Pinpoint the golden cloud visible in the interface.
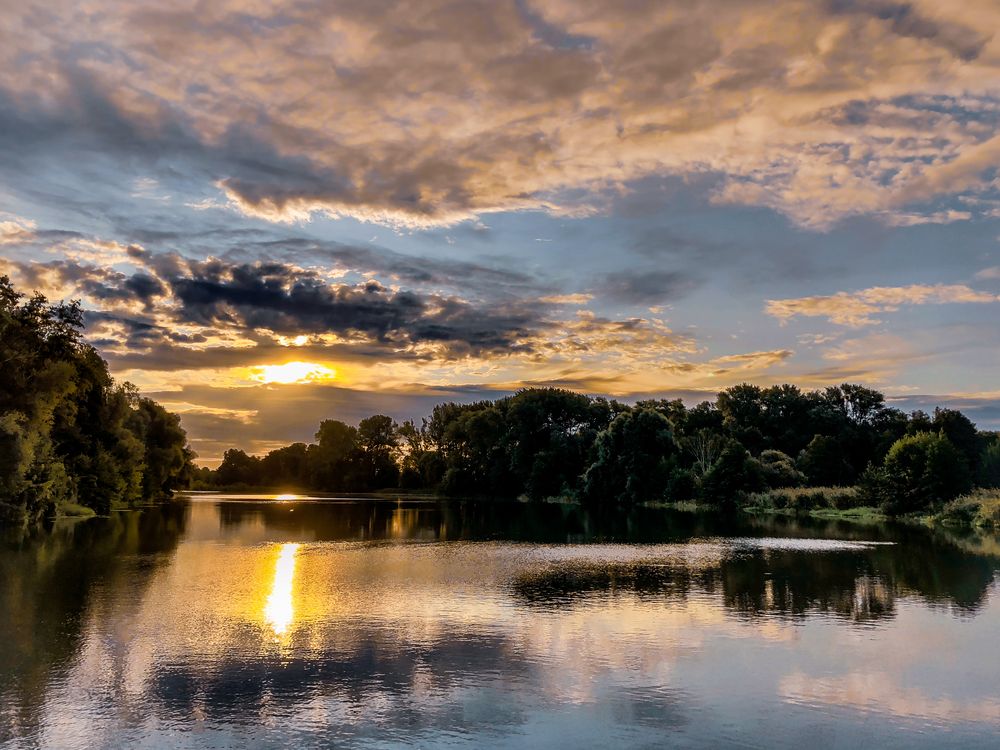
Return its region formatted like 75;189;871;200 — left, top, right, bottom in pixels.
1;0;999;227
766;284;1000;327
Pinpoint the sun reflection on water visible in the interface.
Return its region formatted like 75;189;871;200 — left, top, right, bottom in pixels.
263;543;300;637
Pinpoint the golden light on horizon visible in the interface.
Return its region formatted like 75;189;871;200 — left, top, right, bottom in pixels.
249;361;337;385
263;542;300;637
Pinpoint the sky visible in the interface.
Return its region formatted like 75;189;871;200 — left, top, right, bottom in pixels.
1;0;999;464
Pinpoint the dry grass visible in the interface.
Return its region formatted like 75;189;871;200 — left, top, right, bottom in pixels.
937;489;1000;528
745;486;861;512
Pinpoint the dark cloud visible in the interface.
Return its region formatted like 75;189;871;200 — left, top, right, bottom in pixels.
828;1;987;61
253;238;543;301
596;270;700;305
4;253;552;359
166;257;543;355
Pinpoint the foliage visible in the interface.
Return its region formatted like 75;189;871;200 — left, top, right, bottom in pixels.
757;449;805;489
936;489;1000;528
978;438;1000;488
0;276;192;524
797;435;854;487
580;408;680;506
746;486;863;513
699;442;763;504
860;432;972;515
198;378;994;518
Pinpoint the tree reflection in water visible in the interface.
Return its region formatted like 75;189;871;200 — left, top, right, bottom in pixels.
1;496;998;748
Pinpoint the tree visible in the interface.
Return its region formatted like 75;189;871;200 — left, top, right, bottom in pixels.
580;408;679;506
260;443;309;487
932;408;983;472
311;420;359;490
440;406;509;496
758;449;805;489
357;414;400;489
979;439;1000;488
862;432;971;515
0;276;191;522
506;388;613;500
797;435;854;487
716;384;766;454
685;401;724;434
683;428;726;478
215;449;261;487
700;442;763;504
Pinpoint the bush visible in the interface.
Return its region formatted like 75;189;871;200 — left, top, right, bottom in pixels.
861;432;971;515
745;486;861;513
666;467;697;501
937;489;1000;528
758;449;805;488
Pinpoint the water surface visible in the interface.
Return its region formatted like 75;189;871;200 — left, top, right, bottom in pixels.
2;494;999;748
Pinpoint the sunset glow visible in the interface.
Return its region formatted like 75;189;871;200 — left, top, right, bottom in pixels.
249;362;337;385
3;5;1000;748
0;0;996;465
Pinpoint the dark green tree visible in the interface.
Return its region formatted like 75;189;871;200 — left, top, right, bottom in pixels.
580;408;679;506
797;435;855;487
700;442;764;504
357;414;400;489
861;432;972;515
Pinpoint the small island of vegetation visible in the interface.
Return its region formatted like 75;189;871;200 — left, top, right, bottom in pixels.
0;277;193;525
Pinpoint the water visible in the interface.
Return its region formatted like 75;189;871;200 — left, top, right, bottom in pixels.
2;494;999;749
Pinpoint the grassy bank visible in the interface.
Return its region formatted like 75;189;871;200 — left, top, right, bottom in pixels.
935;489;1000;529
55;501;97;518
741;487;887;524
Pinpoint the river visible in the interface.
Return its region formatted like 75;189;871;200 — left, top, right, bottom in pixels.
2;493;999;748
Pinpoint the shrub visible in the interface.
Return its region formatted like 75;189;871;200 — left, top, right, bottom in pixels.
937;489;1000;528
758;449;806;488
861;432;971;515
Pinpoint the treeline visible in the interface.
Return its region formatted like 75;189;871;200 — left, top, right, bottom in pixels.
199;384;1000;515
0;277;193;524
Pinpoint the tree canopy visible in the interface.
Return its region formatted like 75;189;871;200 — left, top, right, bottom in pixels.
198;381;995;517
0;276;193;524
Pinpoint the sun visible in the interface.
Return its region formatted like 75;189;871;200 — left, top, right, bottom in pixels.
249;361;337;385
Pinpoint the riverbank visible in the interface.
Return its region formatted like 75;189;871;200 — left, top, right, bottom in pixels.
180;485;1000;532
935;489;1000;528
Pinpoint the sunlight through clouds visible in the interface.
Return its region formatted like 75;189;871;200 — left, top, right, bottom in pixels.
249;362;338;385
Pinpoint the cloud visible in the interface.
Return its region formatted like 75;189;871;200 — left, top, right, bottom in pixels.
1;249;703;392
975;266;1000;280
766;284;1000;326
710;349;794;371
880;209;972;227
0;216;36;245
539;293;593;305
0;1;998;228
780;671;1000;724
596;270;700;306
